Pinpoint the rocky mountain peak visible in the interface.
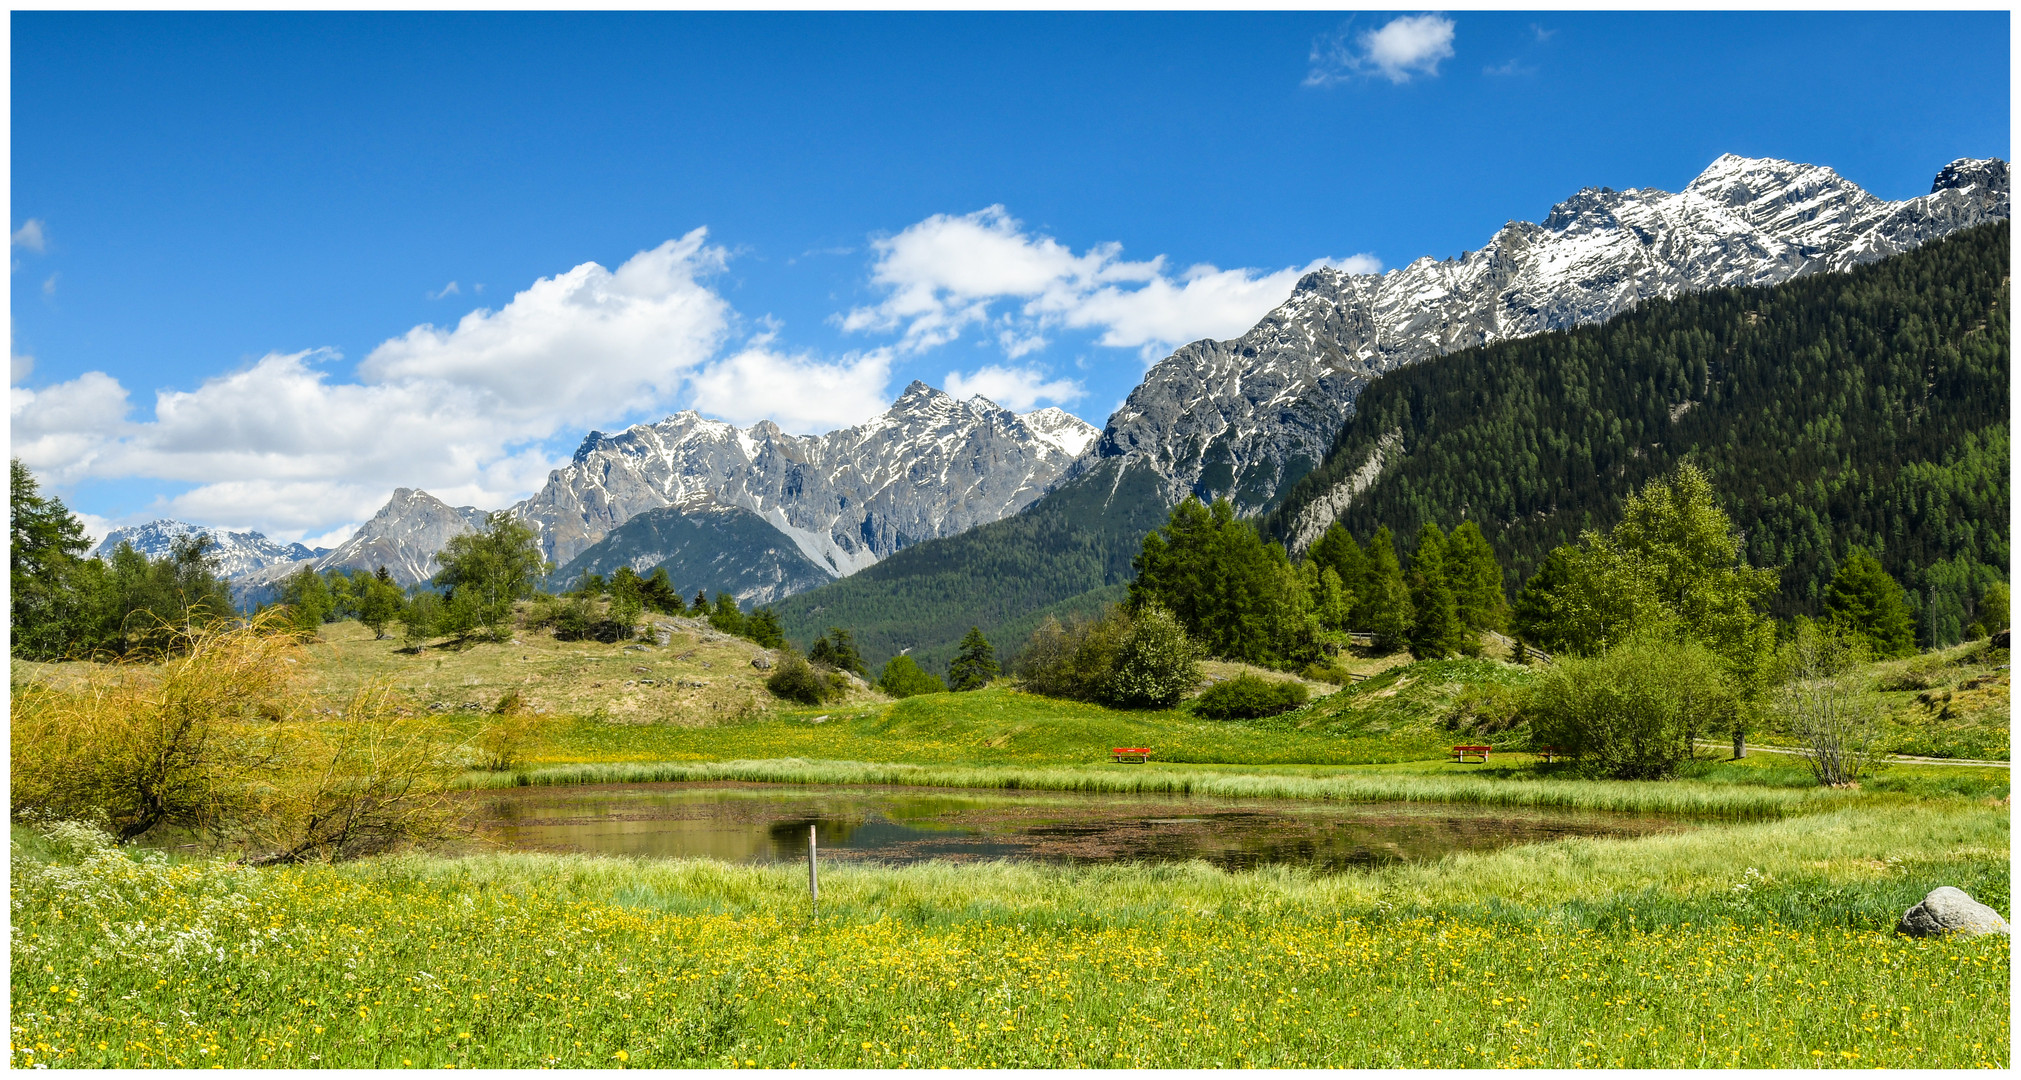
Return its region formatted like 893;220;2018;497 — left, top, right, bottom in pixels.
513;382;1098;577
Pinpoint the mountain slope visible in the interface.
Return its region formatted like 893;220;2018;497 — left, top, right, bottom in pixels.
772;458;1170;669
1262;221;2009;643
774;154;2009;668
1083;154;2010;514
550;504;835;605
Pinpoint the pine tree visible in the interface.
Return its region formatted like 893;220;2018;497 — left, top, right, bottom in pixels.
745;608;788;651
1307;523;1365;619
709;593;746;637
1822;550;1918;658
808;626;866;676
1357;526;1413;653
1443;521;1510;632
948;627;999;691
1406;523;1465;659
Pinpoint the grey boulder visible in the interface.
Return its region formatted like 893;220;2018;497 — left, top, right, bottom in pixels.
1896;887;2011;938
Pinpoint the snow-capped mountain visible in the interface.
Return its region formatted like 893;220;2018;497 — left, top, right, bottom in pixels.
90;520;326;579
516;382;1099;572
1082;154;2011;514
231;488;491;590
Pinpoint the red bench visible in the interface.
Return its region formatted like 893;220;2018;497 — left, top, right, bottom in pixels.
1450;745;1492;764
1111;747;1153;764
1535;745;1562;763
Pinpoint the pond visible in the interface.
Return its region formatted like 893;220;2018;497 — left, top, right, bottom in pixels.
470;782;1689;871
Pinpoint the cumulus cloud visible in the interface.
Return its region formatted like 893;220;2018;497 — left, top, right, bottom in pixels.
12;219;47;253
10;234;737;538
1307;14;1457;86
688;346;895;433
363;231;730;424
943;365;1083;411
844;205;1376;361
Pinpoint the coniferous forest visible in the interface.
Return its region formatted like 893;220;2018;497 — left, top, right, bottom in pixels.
1263;221;2009;647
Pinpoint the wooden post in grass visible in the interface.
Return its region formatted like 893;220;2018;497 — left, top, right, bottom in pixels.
1733;727;1747;759
808;824;819;922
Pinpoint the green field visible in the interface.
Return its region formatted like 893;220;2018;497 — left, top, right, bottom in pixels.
9;619;2011;1068
10;798;2009;1069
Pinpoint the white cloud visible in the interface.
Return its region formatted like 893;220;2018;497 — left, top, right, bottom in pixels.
688;346;894;433
1484;59;1535;77
10;234;735;536
11;352;32;385
363;230;730;424
12;219;47;253
943;365;1083;411
428;280;461;299
42;273;58;297
10;371;132;482
1307;14;1457;86
844;205;1375;360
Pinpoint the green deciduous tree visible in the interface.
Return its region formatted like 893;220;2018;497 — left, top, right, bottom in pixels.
357;567;405;640
279;564;336;633
432;513;548;642
1013;605;1196;708
1512;464;1776;680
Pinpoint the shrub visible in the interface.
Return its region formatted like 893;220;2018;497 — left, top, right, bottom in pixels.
1193;674;1310;720
877;655;947;698
1302;661;1352;685
11;615;463;861
1775;620;1885;787
1107;604;1200;708
1443;681;1523;737
476;692;547;772
1015;603;1199;709
767;652;835;706
1526;633;1734;780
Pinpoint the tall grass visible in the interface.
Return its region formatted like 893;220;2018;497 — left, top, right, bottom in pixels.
464;757;1854;819
11;802;2008;1068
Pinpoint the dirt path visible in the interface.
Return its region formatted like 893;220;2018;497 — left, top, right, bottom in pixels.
1694;740;2009;768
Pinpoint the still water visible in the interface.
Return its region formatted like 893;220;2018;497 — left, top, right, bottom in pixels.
472;782;1687;871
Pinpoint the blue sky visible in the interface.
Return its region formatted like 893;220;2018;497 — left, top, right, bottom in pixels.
10;11;2009;544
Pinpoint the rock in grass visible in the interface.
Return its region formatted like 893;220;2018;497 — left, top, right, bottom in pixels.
1897;887;2011;938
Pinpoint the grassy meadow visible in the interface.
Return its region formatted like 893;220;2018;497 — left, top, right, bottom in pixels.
9;616;2011;1068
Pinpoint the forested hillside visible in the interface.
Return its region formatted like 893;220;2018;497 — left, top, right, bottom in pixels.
1263;221;2010;646
773;460;1167;673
